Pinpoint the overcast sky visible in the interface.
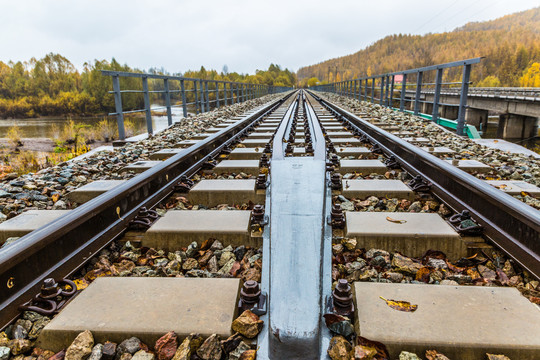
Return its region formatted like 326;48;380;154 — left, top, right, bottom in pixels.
0;0;538;74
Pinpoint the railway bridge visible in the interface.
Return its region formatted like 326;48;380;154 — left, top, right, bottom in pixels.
0;59;539;360
321;58;540;140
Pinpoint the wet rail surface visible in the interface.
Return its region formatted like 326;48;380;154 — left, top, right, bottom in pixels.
0;89;539;359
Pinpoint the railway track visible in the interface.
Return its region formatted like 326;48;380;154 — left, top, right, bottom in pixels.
0;90;539;360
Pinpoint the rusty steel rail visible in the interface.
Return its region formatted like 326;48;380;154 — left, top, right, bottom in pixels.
309;91;540;279
0;92;294;328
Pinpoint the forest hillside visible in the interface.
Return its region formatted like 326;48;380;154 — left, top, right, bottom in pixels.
297;7;540;88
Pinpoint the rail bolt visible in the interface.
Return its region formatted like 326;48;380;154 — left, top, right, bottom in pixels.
359;134;370;144
331;154;340;167
252;204;265;225
41;278;61;298
238;280;262;314
384;155;400;169
331;203;346;229
285;143;293;154
260;153;270;168
256;174;267;189
202;159;217;170
449;210;483;235
370;143;383;154
408;175;431;192
333;279;354;317
330;173;342;190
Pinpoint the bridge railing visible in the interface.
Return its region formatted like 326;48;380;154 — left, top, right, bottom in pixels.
102;70;290;140
312;58;482;136
419;87;540;101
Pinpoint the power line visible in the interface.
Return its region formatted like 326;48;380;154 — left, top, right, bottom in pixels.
450;0;503;30
432;0;484;33
414;0;461;33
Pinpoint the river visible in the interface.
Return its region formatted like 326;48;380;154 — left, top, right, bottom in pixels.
0;105;191;139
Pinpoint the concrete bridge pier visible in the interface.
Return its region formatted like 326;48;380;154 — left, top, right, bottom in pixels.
465;108;489;131
441;105;459;120
422;102;433;115
496;113;539;139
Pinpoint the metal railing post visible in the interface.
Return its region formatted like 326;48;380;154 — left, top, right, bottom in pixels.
371;78;375;103
385;75;391;107
112;75;126;140
215;81;220;108
400;74;407;111
205;81;210;111
414;72;423;115
142;76;153;135
456;64;471;136
224;82;228;106
164;78;172;126
389;75;395;108
432;68;443;124
194;80;199;114
180;79;188;118
199;80;205;113
380;76;385;105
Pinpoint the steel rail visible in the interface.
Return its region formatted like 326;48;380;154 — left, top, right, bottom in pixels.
0;92;293;328
309;91;540;279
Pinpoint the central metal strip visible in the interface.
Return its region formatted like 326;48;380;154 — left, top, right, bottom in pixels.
258;90;329;359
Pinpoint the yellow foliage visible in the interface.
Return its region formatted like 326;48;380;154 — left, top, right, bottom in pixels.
6;125;22;148
520;62;540;87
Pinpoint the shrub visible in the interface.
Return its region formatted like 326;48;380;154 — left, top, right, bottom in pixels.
6;125;23;148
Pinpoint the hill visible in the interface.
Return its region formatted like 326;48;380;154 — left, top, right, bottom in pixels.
297;7;540;87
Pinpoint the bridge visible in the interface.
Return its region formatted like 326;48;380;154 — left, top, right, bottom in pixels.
1;59;540;360
315;58;540;140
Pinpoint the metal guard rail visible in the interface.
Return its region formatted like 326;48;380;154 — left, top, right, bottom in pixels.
309;91;540;280
313;58;482;136
0;92;293;328
101;70;291;140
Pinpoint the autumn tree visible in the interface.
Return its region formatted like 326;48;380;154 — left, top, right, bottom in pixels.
520;62;540;87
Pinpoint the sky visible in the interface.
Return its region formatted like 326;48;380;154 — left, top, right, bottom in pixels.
0;0;538;74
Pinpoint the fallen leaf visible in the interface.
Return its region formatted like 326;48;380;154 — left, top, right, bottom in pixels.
379;296;418;312
356;336;390;360
425;350;450;360
73;278;89;290
497;184;508;189
415;266;434;283
486;355;511;360
421;249;447;264
521;191;531;197
323;314;355;337
386;216;406;224
52;193;60;203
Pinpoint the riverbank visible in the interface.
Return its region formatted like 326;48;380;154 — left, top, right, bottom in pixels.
0;137;112;153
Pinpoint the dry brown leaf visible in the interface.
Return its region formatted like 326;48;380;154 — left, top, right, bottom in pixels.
379;296;418;312
386;216;406;224
425;350;450;360
415;266;434;283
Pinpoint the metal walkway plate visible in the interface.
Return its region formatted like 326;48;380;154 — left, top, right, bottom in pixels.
266;157;326;358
